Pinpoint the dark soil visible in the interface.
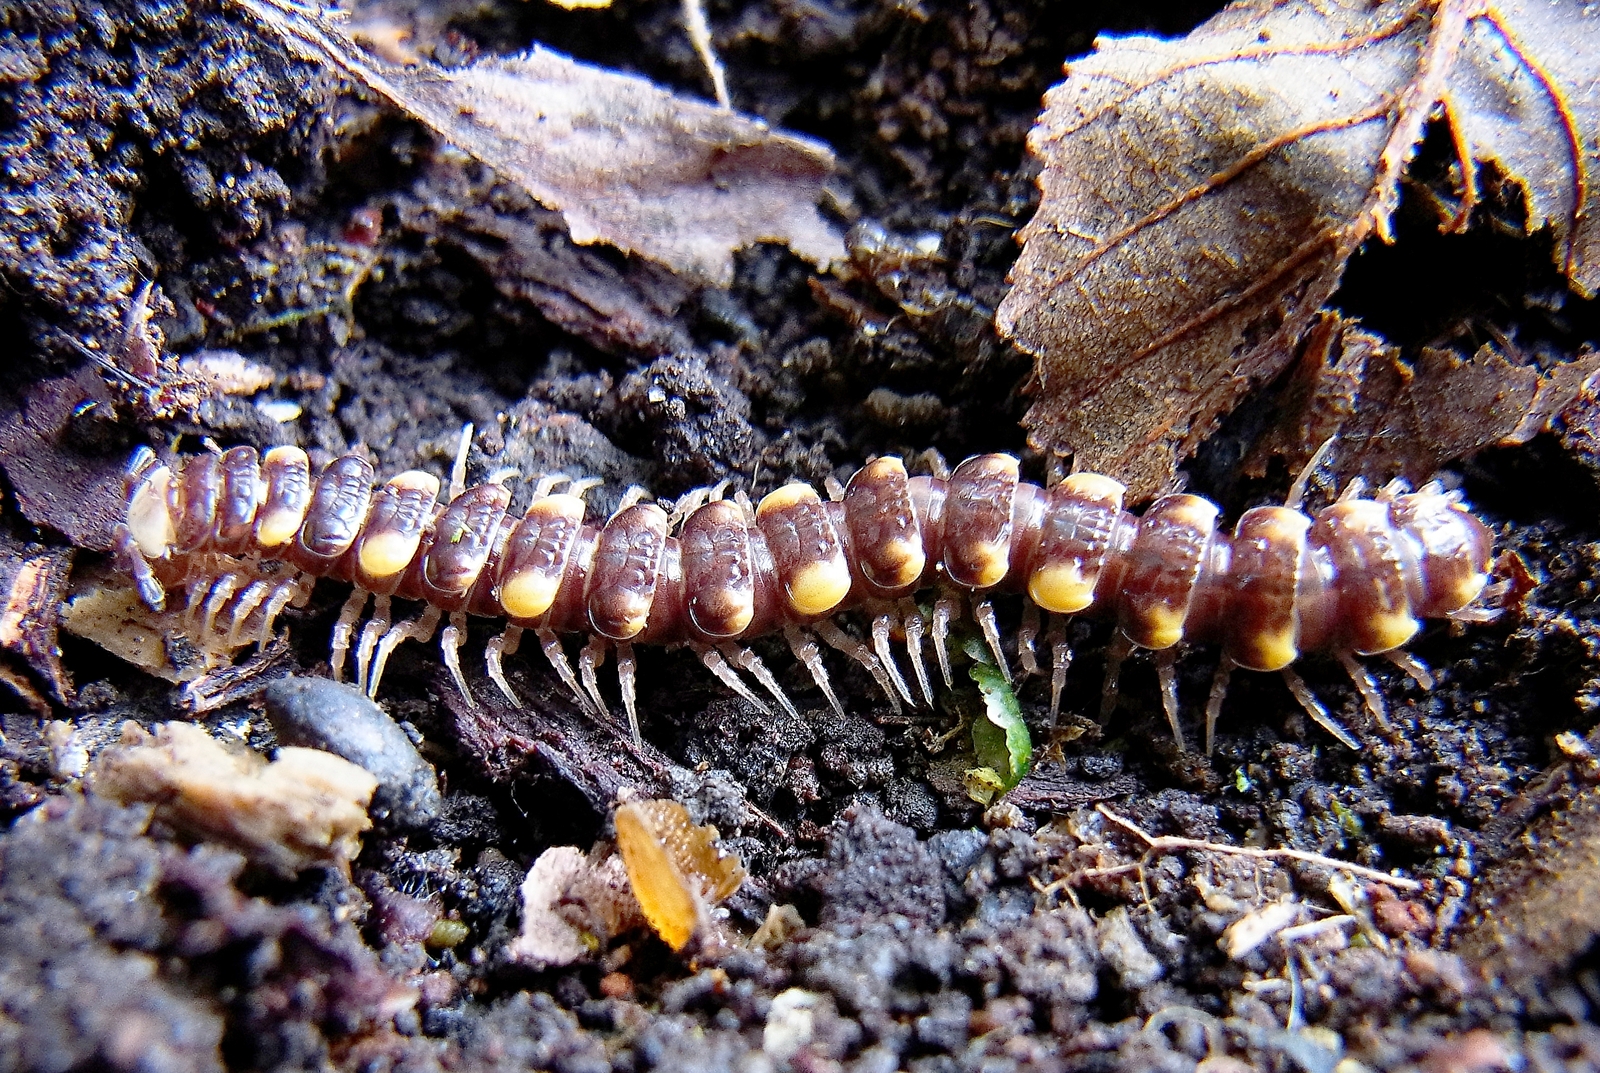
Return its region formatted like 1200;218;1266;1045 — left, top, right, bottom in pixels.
3;0;1600;1070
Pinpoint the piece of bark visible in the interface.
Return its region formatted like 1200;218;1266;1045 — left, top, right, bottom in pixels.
0;369;127;552
439;667;681;812
1004;762;1138;813
401;161;695;357
0;539;75;707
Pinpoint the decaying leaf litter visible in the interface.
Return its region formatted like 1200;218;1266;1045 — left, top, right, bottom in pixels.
998;0;1600;499
2;0;1600;1068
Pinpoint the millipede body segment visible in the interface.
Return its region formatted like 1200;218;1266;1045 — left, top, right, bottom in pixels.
115;436;1496;753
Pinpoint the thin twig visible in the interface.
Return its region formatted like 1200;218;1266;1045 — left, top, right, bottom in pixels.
1096;804;1422;892
682;0;730;108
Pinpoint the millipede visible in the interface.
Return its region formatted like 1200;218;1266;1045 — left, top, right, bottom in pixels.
113;429;1498;754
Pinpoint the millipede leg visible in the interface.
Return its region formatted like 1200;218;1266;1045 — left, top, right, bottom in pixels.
1376;477;1411;502
181;574;212;638
199;572;242;646
114;523;167;612
441;610;474;707
785;627;844;717
356;595;392;689
901;605;934;708
330;587;370;683
1447;605;1502;625
1018;602;1041;679
537;627;593;715
870;614;916;707
693;642;771;716
1098;633;1133;722
579;635;611;719
1337;652;1392;732
1382;649;1435;690
257;577;306;650
973;598;1012;686
226;579;272;648
617;641;642;744
814;619;902;715
1281;666;1359;749
1043;615;1071;724
724;642;800;721
1284;435;1335;512
486;625;524;707
932;596;958;689
1204;658;1233;756
1155;649;1188;752
367;606;440;699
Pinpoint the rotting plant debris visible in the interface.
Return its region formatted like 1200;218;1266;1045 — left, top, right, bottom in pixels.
2;0;1600;1068
999;0;1600;498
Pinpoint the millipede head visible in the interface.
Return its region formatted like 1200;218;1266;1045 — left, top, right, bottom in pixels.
124;450;177;561
1390;487;1497;618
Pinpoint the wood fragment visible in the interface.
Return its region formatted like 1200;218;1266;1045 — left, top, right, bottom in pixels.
0;540;75;706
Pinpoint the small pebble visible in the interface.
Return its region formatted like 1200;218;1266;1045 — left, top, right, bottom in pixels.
428;919;471;949
600;972;635;1000
264;676;442;830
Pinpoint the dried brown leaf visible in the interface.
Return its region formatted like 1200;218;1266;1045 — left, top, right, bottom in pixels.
1249;314;1600;488
1548;354;1600;474
1446;0;1600;292
1504;344;1600;445
998;0;1600;497
235;0;844;284
615;798;744;952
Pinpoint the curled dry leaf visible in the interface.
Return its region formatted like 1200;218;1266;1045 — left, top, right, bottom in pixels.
998;0;1600;498
1547;354;1600;475
614;798;745;952
234;0;844;284
1248;314;1600;489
